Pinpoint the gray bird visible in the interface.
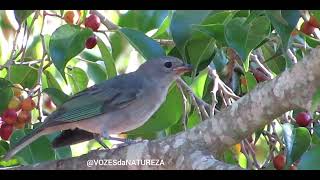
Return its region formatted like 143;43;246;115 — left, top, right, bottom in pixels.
4;56;192;160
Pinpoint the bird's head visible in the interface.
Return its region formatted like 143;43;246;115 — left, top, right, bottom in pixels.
137;56;193;83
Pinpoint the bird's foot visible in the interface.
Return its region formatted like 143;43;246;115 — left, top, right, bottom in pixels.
94;134;110;150
111;138;143;149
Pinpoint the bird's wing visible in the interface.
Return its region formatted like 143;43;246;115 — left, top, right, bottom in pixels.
42;75;143;128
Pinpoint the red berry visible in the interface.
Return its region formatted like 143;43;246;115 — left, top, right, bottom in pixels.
309;16;320;28
21;97;36;111
273;154;286;170
84;14;100;31
0;124;13;140
44;98;56;111
252;68;270;82
300;21;315;35
2;109;18;125
296;112;311;127
17;110;31;123
85;36;97;49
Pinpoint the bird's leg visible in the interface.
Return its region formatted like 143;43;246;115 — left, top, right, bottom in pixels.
93;134;109;149
101;131;141;149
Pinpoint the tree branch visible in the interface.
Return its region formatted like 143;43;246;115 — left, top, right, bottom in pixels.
9;47;320;170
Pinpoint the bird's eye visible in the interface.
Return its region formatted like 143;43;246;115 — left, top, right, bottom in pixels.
164;62;172;68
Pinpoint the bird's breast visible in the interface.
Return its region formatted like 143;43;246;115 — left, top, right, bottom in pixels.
106;86;168;134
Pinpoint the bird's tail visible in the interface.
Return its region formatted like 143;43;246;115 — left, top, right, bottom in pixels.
3;127;45;161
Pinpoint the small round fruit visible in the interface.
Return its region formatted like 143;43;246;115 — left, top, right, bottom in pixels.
44;98;56;111
8;96;21;111
84;14;100;31
309;16;320;28
296;112;311;127
17;110;31;123
252;69;270;82
2;109;17;125
85;36;97;49
289;164;298;170
14;121;25;129
300;21;315;35
231;143;241;155
21;97;36;111
12;84;23;97
273;154;286;170
0;124;13;140
64;11;75;24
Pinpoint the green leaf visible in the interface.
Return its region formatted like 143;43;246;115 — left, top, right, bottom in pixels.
305;35;320;48
244;72;257;92
282;124;311;166
170;10;212;58
8;65;38;89
261;44;286;75
44;70;62;91
97;38;117;79
0;140;9;156
190;69;208;98
66;67;88;94
265;10;300;50
311;87;320;113
187;110;201;129
10;128;55;165
118;27;165;60
314;123;320;139
238;152;247;169
202;11;236;25
210;48;228;74
152;10;173;38
298;144;320;170
86;62;107;84
127;84;183;134
80;50;102;62
46;132;72;160
244;10;266;25
43;88;69;106
14;10;34;25
49;24;93;80
186;31;216;75
225;16;270;72
223;149;238;164
192;24;226;45
0;78;13;114
119;10;168;33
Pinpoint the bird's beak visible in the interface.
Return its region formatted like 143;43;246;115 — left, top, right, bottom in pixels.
173;64;193;75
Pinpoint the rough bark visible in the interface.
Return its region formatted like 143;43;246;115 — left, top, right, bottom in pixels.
10;47;320;170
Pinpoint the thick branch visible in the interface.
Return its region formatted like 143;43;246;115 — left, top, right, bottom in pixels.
10;47;320;170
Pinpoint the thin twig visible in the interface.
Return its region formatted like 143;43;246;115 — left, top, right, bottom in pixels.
287;49;298;64
207;68;219;117
241;141;254;170
20;11;39;64
244;139;260;169
155;39;175;46
176;82;188;130
250;54;274;78
176;78;212;121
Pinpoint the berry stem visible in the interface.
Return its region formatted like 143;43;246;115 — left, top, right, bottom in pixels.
90;10;119;31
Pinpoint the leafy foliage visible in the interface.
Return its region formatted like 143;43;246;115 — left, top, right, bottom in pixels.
0;10;318;170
